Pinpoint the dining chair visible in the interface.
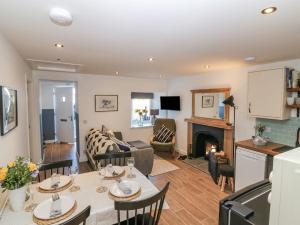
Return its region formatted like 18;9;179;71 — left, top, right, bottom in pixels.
59;205;91;225
114;182;170;225
93;151;132;167
38;159;73;182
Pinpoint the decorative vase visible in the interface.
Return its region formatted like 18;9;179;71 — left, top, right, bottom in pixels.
8;185;27;212
252;135;268;146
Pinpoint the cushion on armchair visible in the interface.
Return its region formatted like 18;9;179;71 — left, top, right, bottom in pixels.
153;125;174;143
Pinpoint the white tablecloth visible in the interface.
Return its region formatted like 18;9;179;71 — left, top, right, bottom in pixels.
0;167;163;225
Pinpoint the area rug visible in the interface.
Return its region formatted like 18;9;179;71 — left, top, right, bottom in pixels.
182;157;209;174
149;155;179;176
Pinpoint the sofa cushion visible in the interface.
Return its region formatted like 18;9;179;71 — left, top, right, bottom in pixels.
153;125;174;143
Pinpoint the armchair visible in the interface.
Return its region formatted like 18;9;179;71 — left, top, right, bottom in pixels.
150;118;176;155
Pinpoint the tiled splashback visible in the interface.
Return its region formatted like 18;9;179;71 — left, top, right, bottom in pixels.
256;118;300;147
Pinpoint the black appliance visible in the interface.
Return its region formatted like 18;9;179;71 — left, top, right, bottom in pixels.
219;180;271;225
160;96;181;111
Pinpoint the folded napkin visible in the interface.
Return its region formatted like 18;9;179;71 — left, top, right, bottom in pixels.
50;198;62;217
51;174;61;189
117;181;132;195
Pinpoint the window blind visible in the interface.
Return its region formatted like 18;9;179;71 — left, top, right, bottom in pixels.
131;92;154;99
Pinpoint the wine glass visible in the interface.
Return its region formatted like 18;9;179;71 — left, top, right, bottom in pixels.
70;166;80;192
127;157;136;178
25;181;38;212
96;163;107;193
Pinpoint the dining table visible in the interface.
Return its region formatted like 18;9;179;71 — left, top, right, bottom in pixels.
0;167;166;225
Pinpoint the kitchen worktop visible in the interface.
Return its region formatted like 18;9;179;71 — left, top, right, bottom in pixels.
235;139;292;156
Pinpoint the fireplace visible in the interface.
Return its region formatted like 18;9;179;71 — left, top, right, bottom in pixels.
192;124;224;159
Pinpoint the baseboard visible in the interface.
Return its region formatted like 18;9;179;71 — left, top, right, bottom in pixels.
175;148;187;156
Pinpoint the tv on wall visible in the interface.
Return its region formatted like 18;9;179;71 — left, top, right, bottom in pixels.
160;96;181;111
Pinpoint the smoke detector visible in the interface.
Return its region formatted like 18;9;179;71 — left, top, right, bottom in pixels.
49;8;72;26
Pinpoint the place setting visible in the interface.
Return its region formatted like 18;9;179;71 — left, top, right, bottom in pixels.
32;193;77;225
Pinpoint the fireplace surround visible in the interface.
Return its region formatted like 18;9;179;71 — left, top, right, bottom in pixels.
185;117;234;164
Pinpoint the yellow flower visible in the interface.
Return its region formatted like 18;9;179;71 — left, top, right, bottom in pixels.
28;162;37;172
7;161;16;168
0;167;8;181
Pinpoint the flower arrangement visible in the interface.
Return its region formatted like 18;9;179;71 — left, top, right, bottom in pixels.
254;124;266;137
0;157;39;190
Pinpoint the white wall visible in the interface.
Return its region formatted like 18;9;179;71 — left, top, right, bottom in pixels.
168;58;300;154
0;33;31;166
30;71;168;162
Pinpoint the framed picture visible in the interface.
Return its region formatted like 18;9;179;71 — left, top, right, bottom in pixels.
202;95;214;108
95;95;118;112
0;86;18;135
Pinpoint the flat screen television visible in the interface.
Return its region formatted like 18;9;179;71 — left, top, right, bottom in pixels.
160;96;181;111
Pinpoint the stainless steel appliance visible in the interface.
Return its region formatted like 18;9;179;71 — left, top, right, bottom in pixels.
219;180;271;225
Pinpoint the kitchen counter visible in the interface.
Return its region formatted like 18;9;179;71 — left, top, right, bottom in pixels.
235;139;290;156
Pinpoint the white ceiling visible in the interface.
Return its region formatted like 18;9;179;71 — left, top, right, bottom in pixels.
0;0;300;78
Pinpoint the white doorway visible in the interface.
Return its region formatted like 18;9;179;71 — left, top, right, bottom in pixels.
39;80;79;156
55;86;75;143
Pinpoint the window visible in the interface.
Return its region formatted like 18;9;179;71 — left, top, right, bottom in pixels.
131;92;154;128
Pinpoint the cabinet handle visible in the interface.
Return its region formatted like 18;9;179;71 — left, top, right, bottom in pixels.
249;103;251;113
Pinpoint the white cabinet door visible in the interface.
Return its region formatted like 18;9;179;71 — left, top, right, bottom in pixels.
248;68;289;120
235;147;267;191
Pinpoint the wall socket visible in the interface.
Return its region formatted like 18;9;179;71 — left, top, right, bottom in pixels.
266;127;272;132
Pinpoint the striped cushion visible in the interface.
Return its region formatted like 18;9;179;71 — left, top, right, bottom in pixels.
154;125;174;143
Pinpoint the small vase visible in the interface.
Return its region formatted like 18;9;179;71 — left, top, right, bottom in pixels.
8;185;27;212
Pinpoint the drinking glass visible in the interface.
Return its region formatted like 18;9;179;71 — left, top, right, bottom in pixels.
96;163;107;193
127;157;136;178
25;181;38;212
70;166;80;191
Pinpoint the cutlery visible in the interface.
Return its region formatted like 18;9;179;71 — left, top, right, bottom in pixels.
50;194;62;217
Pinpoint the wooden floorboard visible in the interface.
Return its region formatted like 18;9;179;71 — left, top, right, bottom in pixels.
43;144;228;225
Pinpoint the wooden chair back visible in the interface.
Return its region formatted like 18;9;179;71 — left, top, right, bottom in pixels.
114;182;170;225
59;205;91;225
38;159;73;182
93;152;132;167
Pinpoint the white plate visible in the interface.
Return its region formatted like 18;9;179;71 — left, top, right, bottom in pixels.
39;176;72;191
104;166;125;178
109;180;140;198
33;195;75;220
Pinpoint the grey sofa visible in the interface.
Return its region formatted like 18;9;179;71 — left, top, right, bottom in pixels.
86;131;154;176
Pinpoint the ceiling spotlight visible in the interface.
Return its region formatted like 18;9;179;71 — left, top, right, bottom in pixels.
49;8;73;26
244;56;256;61
115;71;119;75
54;43;64;48
159;75;162;78
57;58;61;61
261;7;277;15
148;57;154;62
204;65;210;69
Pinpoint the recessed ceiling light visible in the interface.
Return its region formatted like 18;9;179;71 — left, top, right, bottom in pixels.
261;7;277;15
57;58;61;61
148;57;154;62
54;43;64;48
244;56;256;61
49;8;73;26
204;65;210;69
159;75;162;78
115;71;119;75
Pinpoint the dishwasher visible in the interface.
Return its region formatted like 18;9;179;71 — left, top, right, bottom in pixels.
235;147;267;191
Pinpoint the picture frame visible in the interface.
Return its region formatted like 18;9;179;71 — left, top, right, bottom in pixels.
202;95;214;108
95;95;118;112
0;86;18;135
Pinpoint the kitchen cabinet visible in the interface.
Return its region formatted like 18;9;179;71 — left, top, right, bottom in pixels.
248;68;290;120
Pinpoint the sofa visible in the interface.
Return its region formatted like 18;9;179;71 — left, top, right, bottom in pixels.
85;129;154;176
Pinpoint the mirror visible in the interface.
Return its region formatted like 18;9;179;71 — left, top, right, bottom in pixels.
191;88;230;122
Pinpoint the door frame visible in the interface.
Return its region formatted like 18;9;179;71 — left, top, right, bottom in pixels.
38;79;80;158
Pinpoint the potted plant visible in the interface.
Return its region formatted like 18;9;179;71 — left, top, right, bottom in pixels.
252;124;267;146
0;157;38;211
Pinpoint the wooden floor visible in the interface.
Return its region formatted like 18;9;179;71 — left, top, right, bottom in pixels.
43;144;228;225
150;152;228;225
